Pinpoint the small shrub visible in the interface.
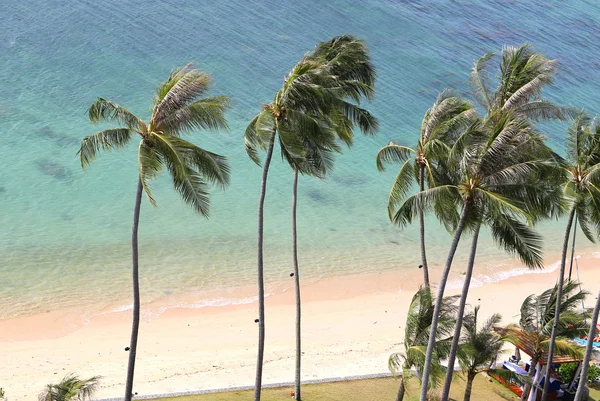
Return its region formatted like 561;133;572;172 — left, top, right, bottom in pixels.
558;363;600;383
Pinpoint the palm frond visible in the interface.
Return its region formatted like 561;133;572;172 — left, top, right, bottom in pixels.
155;96;230;135
152;134;211;217
469;52;495;110
244;109;276;165
152;65;213;124
138;140;163;207
376;143;415;171
78;128;133;169
391;185;457;227
88;98;143;130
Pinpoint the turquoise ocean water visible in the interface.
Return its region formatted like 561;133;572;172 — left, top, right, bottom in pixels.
1;0;599;319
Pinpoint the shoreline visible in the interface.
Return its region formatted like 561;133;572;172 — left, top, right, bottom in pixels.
1;252;599;400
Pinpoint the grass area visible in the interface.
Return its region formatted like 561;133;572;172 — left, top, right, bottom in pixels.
152;374;535;401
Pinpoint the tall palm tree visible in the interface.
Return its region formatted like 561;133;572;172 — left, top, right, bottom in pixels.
78;65;230;401
499;281;589;401
244;35;376;401
457;307;505;401
541;114;600;401
437;117;562;401
399;115;556;401
389;288;458;401
376;91;475;287
574;287;600;401
285;36;378;401
417;44;573;401
39;374;100;401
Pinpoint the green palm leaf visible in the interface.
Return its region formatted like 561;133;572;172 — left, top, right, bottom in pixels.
78;128;132;169
88;98;144;130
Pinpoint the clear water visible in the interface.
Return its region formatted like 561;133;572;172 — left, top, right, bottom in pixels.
1;0;599;319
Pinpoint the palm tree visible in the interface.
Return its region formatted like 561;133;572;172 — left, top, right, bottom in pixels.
437;117;562;401
376;90;475;287
39;374;100;401
244;35;377;401
78;65;230;401
574;287;600;401
400;115;556;401
541;114;600;401
389;288;458;401
457;307;505;401
417;44;573;401
285;36;377;401
499;281;589;401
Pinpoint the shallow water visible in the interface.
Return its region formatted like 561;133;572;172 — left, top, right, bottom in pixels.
1;0;599;319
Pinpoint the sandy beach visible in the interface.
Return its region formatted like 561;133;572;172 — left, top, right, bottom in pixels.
1;252;599;400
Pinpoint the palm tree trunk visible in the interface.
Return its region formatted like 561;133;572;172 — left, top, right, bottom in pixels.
441;223;481;401
463;372;477;401
541;208;576;401
124;177;143;401
396;376;406;401
567;214;577;281
418;163;430;288
291;168;302;400
419;200;471;401
254;131;276;401
574;287;600;401
521;356;539;401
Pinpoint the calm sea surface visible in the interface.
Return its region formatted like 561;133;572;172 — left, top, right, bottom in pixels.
1;0;599;319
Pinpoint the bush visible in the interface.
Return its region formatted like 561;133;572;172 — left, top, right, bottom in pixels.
589;364;600;383
558;363;600;383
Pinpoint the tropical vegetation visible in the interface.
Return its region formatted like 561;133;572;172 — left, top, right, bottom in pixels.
541;114;600;401
376;91;475;288
38;374;100;401
379;44;572;401
575;288;600;401
456;307;505;401
388;287;458;401
78;64;230;401
498;281;589;401
244;35;377;401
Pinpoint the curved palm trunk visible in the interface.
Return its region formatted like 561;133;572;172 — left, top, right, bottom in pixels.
124;178;143;401
541;208;576;401
396;375;406;401
254;131;277;401
291;169;302;400
574;287;600;401
567;215;577;281
463;371;477;401
419;201;471;401
521;356;539;401
418;163;430;288
441;223;481;401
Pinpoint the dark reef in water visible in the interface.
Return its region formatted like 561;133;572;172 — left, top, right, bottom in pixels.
35;159;73;181
332;172;369;187
37;126;79;147
306;189;326;202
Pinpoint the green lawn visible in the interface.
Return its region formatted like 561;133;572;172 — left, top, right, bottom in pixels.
153;374;596;401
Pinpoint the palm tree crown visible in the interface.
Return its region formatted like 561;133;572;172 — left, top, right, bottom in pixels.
388;288;458;400
79;64;231;215
39;374;100;401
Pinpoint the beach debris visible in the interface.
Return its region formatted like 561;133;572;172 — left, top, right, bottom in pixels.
125;347;130;351
37;125;79;147
254;319;259;323
290;273;294;277
35;159;73;181
418;264;423;269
